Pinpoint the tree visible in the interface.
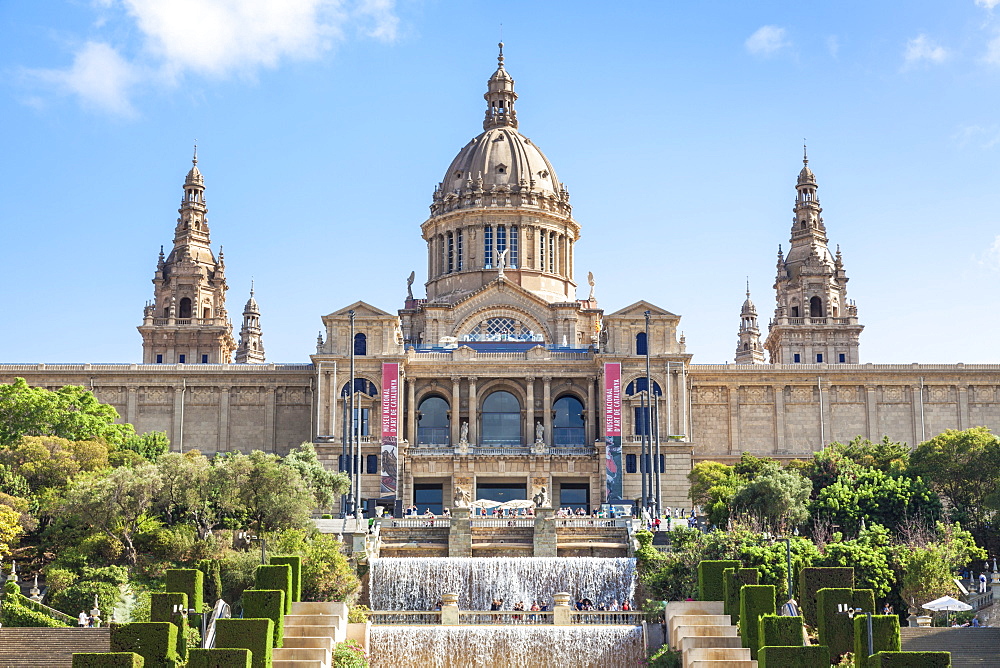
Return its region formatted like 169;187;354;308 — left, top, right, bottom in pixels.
809;467;941;536
687;461;740;527
216;451;314;533
0;504;22;558
0;436;109;491
155;451;218;538
731;467;811;532
815;523;895;599
896;522;985;608
0;378;134;447
119;431;170;463
282;442;351;510
60;464;162;566
909;427;1000;540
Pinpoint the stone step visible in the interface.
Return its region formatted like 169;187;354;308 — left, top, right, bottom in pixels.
665;601;725;618
669;614;734;645
0;628;111;668
685;646;753;668
283;636;334;652
900;626;1000;666
273;647;328;662
680;635;745;653
672;624;739;651
285;614;341;626
272;661;325;668
291;602;337;615
285;624;338;637
689;661;756;668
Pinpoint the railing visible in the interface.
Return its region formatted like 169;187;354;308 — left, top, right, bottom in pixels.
459;610;555;624
968;588;994;611
570;611;644;625
203;599;231;648
551;518;631;528
387;518;451;528
5;592;76;625
470;518;534;528
369;611;441;625
417;428;450;445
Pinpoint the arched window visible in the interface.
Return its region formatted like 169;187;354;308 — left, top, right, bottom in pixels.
484;226;494;268
354;333;367;356
625;378;662;396
553;395;585;446
481;391;521;446
417;396;450;445
179;297;192;319
635;332;648;356
341;378;378;396
809;296;823;318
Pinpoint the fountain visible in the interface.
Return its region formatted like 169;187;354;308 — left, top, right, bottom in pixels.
369;557;637;610
369;625;644;668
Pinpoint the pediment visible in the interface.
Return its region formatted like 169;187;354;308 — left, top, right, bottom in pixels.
325;301;394;318
608;300;677;318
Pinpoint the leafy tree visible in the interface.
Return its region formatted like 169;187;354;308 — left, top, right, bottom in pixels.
216;451;314;533
282;442;351;510
120;431;170;463
815;524;895;599
896;522;985;608
300;533;361;602
0;504;22;558
687;461;740;527
155;451;220;538
732;452;780;478
731;467;811;532
801;437;910;498
60;464;163;566
0;378;134;447
809;468;941;536
0;463;29;498
0;436;109;491
909;427;1000;541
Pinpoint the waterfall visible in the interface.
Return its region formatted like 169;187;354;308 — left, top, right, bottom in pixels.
369;625;645;668
369;557;637;610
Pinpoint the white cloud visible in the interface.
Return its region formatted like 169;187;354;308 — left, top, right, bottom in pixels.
24;0;399;115
745;25;790;56
826;35;840;58
976;0;1000;10
954;123;1000;148
977;234;1000;269
903;34;949;66
29;41;139;116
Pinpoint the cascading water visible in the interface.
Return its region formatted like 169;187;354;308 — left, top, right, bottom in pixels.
369;625;645;668
369;557;637;610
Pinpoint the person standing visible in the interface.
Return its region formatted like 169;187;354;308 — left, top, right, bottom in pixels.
78;611;89;628
980;572;988;594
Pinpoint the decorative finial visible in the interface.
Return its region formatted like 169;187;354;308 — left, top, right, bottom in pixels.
803;139;808;165
250;277;254;297
746;277;751;299
193;141;198;166
498;41;504;66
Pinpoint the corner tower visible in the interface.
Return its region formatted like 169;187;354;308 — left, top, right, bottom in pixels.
422;43;579;304
735;283;766;364
764;149;862;364
235;283;265;363
139;150;236;364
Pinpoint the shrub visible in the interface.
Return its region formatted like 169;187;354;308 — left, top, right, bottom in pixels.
758;645;831;668
44;566;78;597
50;580;122;619
739;584;776;659
854;614;900;668
255;564;292;614
269;556;301;603
110;622;181;668
1;594;71;627
214;618;274;668
164;569;204;613
817;588;875;660
348;604;371;624
697;560;741;601
723;567;760;621
185;648;252;668
242;589;285;648
149;593;187;661
78;533;124;562
72;652;144;667
758;614;803;647
799;567;854;627
332;639;369;668
870;652;951;667
220;549;260;606
301;533;360;602
196;559;223;606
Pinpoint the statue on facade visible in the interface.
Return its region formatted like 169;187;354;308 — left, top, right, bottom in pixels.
587;271;596;301
406;271;415;301
497;249;508;278
460;420;469;443
453;486;471;508
532;486;549;508
535;421;544;443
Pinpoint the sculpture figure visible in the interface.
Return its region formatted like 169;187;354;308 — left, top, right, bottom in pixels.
453;486;471;508
406;271;415;300
587;271;596;301
535;421;544;443
460;420;469;443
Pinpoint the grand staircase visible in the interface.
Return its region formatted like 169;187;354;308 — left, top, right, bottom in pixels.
0;628;110;667
900;627;1000;667
273;601;348;668
664;601;756;668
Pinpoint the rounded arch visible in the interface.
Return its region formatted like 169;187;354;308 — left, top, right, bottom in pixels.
481;390;521;446
552;394;586;447
417;394;450;445
178;297;192;319
809;296;823;318
353;332;367;355
341;378;379;397
625;377;662;396
453;306;550;343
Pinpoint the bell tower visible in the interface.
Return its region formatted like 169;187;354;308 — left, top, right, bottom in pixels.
765;148;862;364
735;283;766;364
235;282;266;363
139;148;236;364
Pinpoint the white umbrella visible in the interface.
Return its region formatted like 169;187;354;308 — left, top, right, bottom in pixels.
922;596;973;612
469;499;502;509
498;499;536;509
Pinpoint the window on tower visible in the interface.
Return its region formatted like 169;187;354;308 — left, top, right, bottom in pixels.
484;226;494;268
456;230;463;270
497;226;507;261
810;296;823;317
179;297;192;319
509;227;518;267
354;333;367;356
793;353;801;363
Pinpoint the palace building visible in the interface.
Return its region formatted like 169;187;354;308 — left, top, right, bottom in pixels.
4;46;1000;515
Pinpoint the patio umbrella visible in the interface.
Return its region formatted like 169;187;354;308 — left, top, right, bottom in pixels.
922;595;973;625
498;499;536;509
469;499;502;509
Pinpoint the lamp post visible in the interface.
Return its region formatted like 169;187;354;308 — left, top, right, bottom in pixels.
173;603;208;648
838;604;873;659
348;309;357;518
780;537;793;602
238;531;267;564
642;310;652;515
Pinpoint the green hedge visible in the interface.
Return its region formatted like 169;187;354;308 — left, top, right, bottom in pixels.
758;614;803;647
255;564;292;615
243;589;285;648
164;569;203;613
871;652;951;667
817;588;875;660
1;595;71;627
110;622;181;668
759;645;831;668
149;593;188;661
186;648;253;668
854;615;901;668
723;567;760;622
269;556;301;603
739;584;776;659
196;559;223;607
697;560;741;601
72;653;144;667
215;618;273;668
799;567;853;627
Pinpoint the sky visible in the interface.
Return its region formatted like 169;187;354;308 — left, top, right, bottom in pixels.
3;1;1000;365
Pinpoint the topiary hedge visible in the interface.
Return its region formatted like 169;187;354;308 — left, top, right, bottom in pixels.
164;569;203;613
1;594;71;627
723;567;760;622
739;584;776;659
697;560;741;601
110;622;181;668
854;614;901;668
870;652;951;667
817;588;875;660
758;645;831;668
255;564;292;615
196;559;223;607
186;648;252;668
149;593;188;661
269;556;301;603
72;652;144;667
214;618;273;668
242;589;285;648
799;567;853;627
758;614;803;648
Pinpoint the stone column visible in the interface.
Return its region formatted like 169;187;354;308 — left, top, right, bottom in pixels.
526;377;536;442
911;385;923;446
441;592;460;625
774;385;786;454
218;386;231;453
958;385;969;430
553;592;572;625
451;376;461;446
533;507;557;557
448;507;472;557
264;386;276;451
819;381;831;448
173;386;185;451
407;375;417;446
586;376;595;445
542;377;553;444
727;385;739;455
865;385;876;440
330;363;338;440
468;377;478;445
126;386;138;426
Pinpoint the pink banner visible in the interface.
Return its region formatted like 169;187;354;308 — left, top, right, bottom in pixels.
604;363;623;502
380;363;399;497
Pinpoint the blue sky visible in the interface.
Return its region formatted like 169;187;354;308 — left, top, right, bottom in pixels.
3;1;1000;364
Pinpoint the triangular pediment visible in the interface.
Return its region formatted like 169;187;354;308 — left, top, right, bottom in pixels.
608;300;677;317
325;301;393;318
452;277;555;312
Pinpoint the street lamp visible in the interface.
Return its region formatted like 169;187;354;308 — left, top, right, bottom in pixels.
837;604;873;660
173;603;208;648
237;531;267;565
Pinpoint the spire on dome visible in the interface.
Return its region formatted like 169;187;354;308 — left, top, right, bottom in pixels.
185;143;203;186
484;42;518;130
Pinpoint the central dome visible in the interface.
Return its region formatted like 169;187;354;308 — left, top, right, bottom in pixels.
439;127;562;201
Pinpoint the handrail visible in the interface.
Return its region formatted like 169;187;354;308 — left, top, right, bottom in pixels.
12;593;76;625
203;599;231;648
